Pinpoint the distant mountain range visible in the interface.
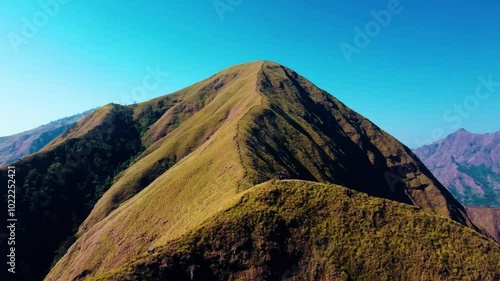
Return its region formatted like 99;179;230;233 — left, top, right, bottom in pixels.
414;129;500;207
1;62;498;281
0;109;94;166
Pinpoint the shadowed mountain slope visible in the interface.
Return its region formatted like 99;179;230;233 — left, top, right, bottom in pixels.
0;105;143;281
240;63;471;224
42;61;492;281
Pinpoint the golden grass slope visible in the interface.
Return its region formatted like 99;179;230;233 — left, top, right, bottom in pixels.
41;105;115;152
77;62;264;235
90;180;500;281
46;61;265;280
46;61;490;280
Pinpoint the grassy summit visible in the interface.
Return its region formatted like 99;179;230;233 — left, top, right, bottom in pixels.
78;62;264;236
0;105;143;280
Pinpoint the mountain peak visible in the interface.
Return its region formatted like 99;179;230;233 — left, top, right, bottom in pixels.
414;130;500;207
3;61;493;281
218;60;278;73
445;128;473;140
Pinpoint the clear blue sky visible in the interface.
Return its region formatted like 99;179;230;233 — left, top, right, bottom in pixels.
1;0;499;148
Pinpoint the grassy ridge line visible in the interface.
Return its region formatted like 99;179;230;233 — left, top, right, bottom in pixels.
0;104;143;281
41;105;115;152
46;62;266;281
141;72;233;146
89;180;500;281
77;62;265;236
77;81;207;235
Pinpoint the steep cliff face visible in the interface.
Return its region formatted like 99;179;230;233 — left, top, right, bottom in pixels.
414;129;500;207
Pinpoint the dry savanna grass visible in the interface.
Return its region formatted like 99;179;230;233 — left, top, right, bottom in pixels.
41;61;499;281
90;180;500;281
